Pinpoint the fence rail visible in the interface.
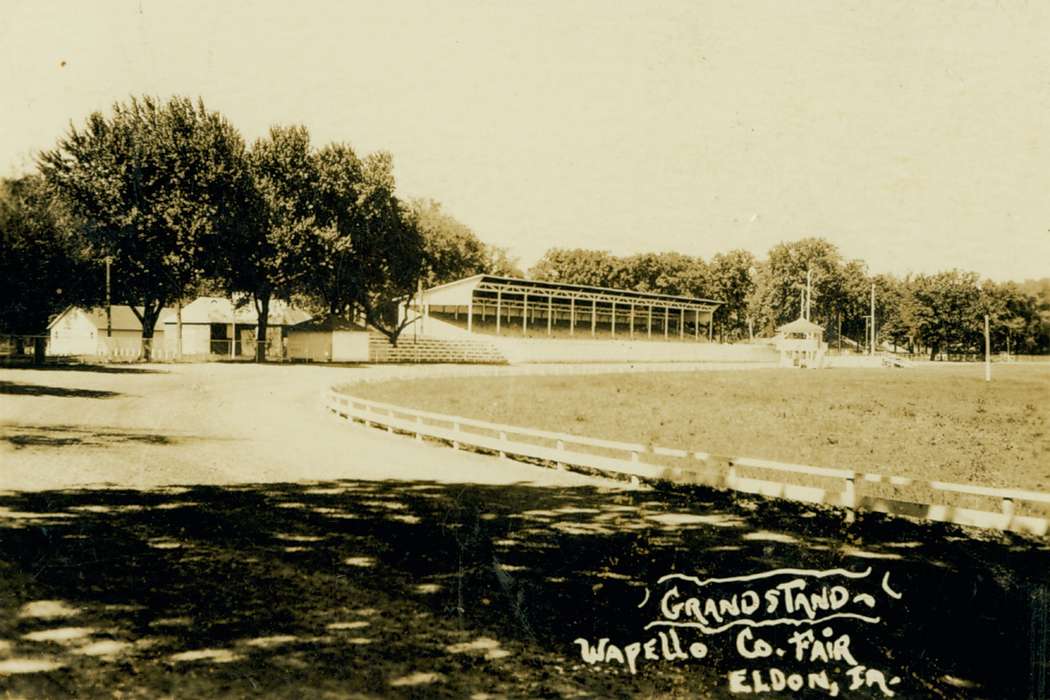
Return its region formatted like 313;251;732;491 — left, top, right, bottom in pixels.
324;387;1050;537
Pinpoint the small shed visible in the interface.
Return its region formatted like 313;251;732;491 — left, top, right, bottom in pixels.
775;317;827;369
287;316;370;363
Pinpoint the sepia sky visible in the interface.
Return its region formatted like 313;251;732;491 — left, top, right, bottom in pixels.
3;1;1049;281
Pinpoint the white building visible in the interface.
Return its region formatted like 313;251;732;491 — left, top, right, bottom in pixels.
159;297;312;359
48;305;171;357
286;316;371;363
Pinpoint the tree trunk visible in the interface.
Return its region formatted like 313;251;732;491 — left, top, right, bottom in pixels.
32;337;45;366
131;301;163;362
255;292;271;363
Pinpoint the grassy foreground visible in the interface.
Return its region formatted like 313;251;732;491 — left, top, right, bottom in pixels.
351;365;1050;492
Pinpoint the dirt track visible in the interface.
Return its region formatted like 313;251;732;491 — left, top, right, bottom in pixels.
0;363;628;490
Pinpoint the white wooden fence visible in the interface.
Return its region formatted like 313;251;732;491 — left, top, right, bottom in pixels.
324;387;1050;537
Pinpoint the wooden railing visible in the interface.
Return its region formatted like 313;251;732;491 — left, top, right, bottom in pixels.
323;388;1050;537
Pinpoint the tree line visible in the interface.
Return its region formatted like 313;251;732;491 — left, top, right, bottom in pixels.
1;95;1046;361
527;241;1050;358
0;96;517;359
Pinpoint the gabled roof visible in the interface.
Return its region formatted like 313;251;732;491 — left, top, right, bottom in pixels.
289;315;368;332
48;305;174;332
159;297;312;326
777;317;825;334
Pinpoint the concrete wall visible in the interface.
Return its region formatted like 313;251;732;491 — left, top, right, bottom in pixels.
368;333;506;364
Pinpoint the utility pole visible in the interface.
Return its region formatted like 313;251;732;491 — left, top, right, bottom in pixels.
105;257;112;337
870;282;875;355
805;268;812;321
984;314;991;382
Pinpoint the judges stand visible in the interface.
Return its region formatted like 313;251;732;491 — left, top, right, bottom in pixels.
775;317;827;369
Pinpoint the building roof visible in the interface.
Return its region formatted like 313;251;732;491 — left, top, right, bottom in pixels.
777;317;825;334
48;305;174;332
159;297;312;326
415;274;724;312
288;315;369;332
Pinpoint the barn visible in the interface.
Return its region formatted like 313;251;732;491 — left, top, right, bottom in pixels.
48;305;171;357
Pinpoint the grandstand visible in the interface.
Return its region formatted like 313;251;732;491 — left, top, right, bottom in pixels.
393;275;777;364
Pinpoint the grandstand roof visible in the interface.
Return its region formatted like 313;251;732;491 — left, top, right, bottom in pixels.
416;274;723;312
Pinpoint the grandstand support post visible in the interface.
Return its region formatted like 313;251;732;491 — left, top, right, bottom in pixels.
679;308;684;339
547;296;552;336
630;304;635;338
522;293;528;336
496;290;502;335
591;299;596;337
664;307;669;338
570;297;575;336
695;308;699;341
467;301;473;332
611;301;616;337
647;305;652;339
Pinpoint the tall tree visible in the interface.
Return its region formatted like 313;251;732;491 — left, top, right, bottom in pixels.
411;198;490;285
908;270;983;359
38;96;252;359
216;124;319;361
0;175;94;335
614;252;708;297
748;238;847;335
309;141;365;317
347;153;426;344
529;249;620;287
706;250;756;341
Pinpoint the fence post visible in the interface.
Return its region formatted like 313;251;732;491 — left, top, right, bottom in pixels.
452;421;461;450
555;439;565;469
415;415;423;442
499;431;508;460
1002;496;1015;523
843;475;856;524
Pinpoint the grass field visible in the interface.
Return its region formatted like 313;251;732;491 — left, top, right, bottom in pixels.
351;364;1050;492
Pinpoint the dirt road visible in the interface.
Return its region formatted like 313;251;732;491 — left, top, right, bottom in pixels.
0;363;628;490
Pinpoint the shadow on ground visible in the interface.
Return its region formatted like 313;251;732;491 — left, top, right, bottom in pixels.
0;382;121;399
0;364;164;375
0;424;206;449
0;480;1046;699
